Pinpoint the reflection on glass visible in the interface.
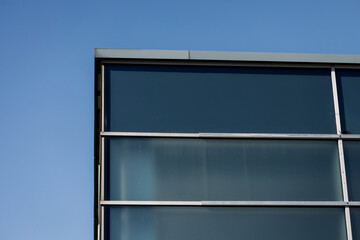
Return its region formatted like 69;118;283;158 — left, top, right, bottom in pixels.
351;208;360;240
343;141;360;200
106;138;342;201
105;206;346;240
105;65;335;133
337;70;360;134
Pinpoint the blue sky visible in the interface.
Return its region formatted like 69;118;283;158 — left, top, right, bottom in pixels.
0;0;359;239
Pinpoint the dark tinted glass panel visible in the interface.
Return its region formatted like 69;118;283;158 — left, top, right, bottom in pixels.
106;65;335;133
106;138;342;201
343;141;360;200
105;206;346;240
351;208;360;240
337;70;360;134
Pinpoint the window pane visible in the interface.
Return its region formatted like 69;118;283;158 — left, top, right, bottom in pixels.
351;208;360;240
343;141;360;200
337;70;360;134
105;206;346;240
106;138;342;201
106;65;335;133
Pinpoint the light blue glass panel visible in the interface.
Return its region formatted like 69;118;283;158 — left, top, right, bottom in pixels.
106;65;335;133
351;208;360;240
106;138;342;201
343;141;360;200
337;70;360;134
105;206;346;240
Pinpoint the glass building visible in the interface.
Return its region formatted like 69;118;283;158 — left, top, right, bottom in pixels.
94;49;360;240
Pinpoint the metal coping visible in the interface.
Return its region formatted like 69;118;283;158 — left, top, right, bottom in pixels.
95;48;360;64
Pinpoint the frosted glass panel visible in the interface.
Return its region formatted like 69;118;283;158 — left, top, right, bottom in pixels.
105;206;346;240
105;65;335;133
106;138;342;201
337;70;360;134
343;141;360;200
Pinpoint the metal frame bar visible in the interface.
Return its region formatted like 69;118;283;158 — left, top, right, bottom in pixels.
101;132;341;139
345;207;353;240
331;67;353;240
99;59;360;71
100;59;333;69
101;200;360;207
101;65;104;133
101;206;104;240
100;65;105;240
332;67;342;135
101;201;202;206
338;140;350;202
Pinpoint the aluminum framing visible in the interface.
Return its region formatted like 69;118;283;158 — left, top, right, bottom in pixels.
101;131;360;139
95;51;360;240
331;67;353;240
100;200;360;207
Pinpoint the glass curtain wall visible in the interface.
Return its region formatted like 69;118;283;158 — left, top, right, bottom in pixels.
98;65;360;240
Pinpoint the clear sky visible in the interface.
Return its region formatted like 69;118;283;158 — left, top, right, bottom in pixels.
0;0;359;239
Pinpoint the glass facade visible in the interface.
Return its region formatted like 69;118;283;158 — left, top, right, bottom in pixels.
336;70;360;134
106;66;335;133
106;206;346;240
343;141;360;201
106;138;341;201
95;50;360;240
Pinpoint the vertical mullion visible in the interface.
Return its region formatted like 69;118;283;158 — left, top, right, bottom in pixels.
331;67;342;135
345;207;353;240
101;206;104;240
331;66;353;240
100;65;105;240
101;64;105;133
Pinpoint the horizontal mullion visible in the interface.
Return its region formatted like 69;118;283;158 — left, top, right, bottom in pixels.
100;201;359;207
101;132;199;137
340;134;360;140
199;133;339;139
202;201;350;207
101;132;340;139
101;201;202;206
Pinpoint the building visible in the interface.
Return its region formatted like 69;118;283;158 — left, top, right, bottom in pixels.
94;49;360;240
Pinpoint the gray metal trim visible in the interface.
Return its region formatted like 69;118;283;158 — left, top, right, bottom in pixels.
97;224;100;240
101;65;104;133
95;49;189;60
101;201;202;206
338;140;350;202
95;49;360;65
100;206;104;240
100;200;360;207
340;135;360;139
101;132;341;139
101;132;199;138
332;67;353;240
97;165;101;224
202;201;349;207
331;67;342;134
99;59;333;69
345;207;353;240
199;133;340;139
190;51;360;64
101;138;104;201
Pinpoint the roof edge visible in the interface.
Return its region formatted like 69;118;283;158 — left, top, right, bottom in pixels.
95;48;360;64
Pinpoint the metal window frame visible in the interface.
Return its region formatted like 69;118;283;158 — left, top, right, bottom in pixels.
331;66;353;240
95;50;360;240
